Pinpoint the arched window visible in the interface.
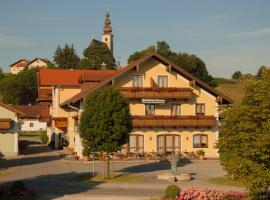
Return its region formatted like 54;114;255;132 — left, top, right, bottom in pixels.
193;134;208;148
129;135;144;153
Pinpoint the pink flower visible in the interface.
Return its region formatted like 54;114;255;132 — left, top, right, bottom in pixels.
176;188;245;200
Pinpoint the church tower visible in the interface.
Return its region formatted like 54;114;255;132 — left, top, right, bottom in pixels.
102;10;113;56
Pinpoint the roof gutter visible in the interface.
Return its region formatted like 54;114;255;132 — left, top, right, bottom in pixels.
67;103;80;111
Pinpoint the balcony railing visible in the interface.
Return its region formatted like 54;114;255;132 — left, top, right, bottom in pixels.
119;87;193;99
132;115;216;128
0;119;13;130
53;117;67;128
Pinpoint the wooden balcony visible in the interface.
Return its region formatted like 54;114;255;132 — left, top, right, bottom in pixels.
119;87;193;100
37;89;52;102
0;119;13;130
53;117;67;128
132;115;216;128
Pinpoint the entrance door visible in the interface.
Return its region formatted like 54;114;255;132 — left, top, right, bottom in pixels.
157;135;180;155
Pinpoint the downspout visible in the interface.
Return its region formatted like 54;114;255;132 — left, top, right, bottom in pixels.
67;102;82;158
67;103;80;133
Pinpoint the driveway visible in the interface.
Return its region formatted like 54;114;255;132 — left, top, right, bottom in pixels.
0;138;245;199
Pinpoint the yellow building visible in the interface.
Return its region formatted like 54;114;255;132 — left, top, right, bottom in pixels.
57;52;232;158
37;69;117;150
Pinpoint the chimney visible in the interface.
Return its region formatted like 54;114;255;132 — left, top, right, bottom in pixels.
101;62;107;70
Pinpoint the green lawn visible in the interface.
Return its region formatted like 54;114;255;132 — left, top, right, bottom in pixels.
0;169;16;177
208;177;245;187
214;77;236;85
19;131;44;137
216;81;245;103
74;173;145;183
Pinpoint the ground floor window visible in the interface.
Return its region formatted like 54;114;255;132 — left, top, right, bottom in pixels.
193;134;208;148
129;135;144;152
157;134;180;155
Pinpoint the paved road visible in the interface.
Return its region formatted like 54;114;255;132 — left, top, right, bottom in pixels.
0;137;245;199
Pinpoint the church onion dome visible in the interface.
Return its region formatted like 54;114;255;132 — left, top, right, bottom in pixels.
103;11;112;34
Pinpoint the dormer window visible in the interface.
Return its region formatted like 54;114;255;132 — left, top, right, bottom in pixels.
157;75;168;88
132;75;143;87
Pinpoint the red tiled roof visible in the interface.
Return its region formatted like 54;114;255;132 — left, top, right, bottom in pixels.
12;105;50;119
10;59;29;68
0;102;25;116
38;69;117;86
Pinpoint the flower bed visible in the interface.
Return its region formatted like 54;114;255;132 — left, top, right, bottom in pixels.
176;188;245;200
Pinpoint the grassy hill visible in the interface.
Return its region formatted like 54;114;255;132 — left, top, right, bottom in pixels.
214;78;245;103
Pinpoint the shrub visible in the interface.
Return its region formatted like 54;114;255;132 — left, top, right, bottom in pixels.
165;184;181;199
40;132;48;144
82;147;91;156
11;180;26;191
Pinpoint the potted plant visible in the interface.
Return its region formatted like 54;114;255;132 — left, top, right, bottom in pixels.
196;149;205;160
99;152;104;161
82;148;90;161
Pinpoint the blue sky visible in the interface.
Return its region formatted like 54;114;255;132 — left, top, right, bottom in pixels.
0;0;270;78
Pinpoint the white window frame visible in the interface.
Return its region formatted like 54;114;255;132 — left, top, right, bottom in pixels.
157;75;168;88
132;74;143;87
171;103;181;116
145;104;155;116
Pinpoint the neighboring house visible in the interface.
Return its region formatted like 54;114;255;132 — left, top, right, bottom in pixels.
40;52;232;158
37;69;117;148
0;102;25;158
12;105;50;132
10;58;50;75
10;59;29;75
28;58;50;70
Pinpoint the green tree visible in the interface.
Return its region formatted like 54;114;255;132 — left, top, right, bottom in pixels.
79;86;132;178
82;40;116;69
231;70;242;80
53;44;80;69
0;68;38;105
47;62;57;69
218;72;270;197
127;45;155;64
0;67;4;80
128;41;216;86
256;66;266;79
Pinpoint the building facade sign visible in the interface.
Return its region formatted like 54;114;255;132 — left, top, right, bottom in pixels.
142;99;165;104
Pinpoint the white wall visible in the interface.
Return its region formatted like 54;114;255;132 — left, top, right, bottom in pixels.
28;59;47;69
20;119;47;132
